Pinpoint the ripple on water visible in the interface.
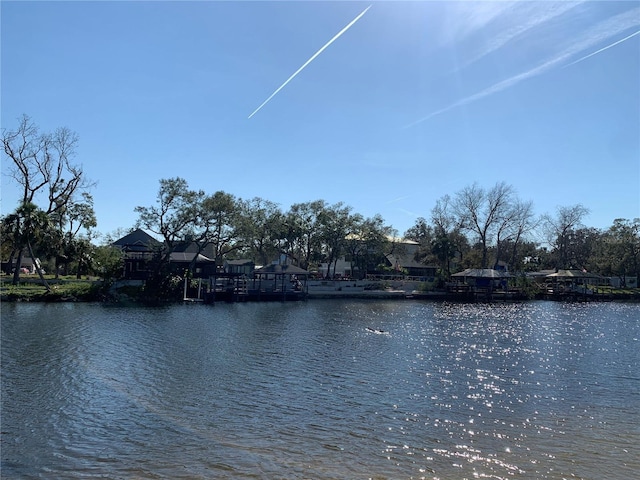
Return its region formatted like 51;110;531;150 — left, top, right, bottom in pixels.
2;301;639;479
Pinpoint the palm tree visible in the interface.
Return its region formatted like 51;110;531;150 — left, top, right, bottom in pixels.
7;202;53;290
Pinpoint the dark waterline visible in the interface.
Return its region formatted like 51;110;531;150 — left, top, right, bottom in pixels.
2;301;639;479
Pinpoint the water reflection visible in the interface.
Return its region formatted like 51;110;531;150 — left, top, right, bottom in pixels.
2;301;639;479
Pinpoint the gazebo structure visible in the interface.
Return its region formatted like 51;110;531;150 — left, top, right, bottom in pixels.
250;264;309;301
451;268;510;287
169;252;217;278
449;268;512;301
545;270;608;295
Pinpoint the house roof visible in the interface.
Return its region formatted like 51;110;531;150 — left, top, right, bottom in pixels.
112;229;161;251
169;252;215;263
546;269;602;279
225;259;255;266
254;264;309;275
452;268;510;278
526;269;556;278
385;253;434;270
172;242;216;258
387;235;420;245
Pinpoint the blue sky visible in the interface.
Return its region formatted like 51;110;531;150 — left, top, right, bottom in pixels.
2;1;639;240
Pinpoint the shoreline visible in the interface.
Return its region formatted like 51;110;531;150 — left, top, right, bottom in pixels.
4;290;640;304
4;276;639;304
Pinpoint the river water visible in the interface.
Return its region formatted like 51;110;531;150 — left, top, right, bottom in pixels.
1;300;638;479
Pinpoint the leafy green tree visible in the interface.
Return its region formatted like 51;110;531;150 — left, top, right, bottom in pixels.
595;219;640;285
566;227;602;271
59;237;95;280
319;202;353;278
610;218;640;280
0;219;14;269
238;197;285;265
459;243;484;270
134;177;200;297
92;245;124;284
284;200;326;270
194;191;243;263
404;217;433;244
431;234;455;275
344;214;391;278
135;177;199;254
52;192;97;277
404;217;436;264
1;214;19;275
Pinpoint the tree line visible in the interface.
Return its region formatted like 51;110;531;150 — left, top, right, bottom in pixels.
134;177;394;283
3;116;639;288
405;185;639;286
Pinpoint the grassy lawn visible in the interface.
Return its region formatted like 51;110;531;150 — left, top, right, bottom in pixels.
1;275;105;301
592;285;640;297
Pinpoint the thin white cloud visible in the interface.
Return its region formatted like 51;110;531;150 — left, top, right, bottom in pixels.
397;207;421;218
248;5;371;119
440;2;513;46
386;195;410;204
462;2;583;68
405;7;640;128
565;29;640;67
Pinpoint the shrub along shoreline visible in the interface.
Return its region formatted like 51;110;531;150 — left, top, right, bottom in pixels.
1;277;108;302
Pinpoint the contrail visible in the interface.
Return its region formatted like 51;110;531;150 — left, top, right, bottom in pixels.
461;1;583;70
404;7;640;128
397;207;421;218
248;5;371;119
565;29;640;67
386;195;410;204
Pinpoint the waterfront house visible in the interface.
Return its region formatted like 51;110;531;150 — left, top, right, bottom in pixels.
111;229;161;280
224;259;255;276
385;237;438;278
112;230;228;280
319;235;437;279
318;257;355;278
384;252;438;278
